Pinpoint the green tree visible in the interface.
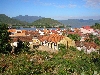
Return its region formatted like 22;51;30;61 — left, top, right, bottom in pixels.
14;39;30;54
0;23;12;53
91;23;100;29
67;34;81;41
85;34;95;42
14;38;23;54
58;44;67;55
94;38;100;46
22;41;30;52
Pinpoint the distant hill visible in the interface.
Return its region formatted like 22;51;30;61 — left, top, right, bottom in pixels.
0;14;28;26
32;18;64;28
58;19;100;28
12;15;100;28
1;14;100;28
12;15;45;23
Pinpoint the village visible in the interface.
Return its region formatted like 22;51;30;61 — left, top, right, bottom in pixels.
8;26;100;54
1;0;100;74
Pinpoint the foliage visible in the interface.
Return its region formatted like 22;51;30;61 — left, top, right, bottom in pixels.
94;37;100;46
67;34;81;41
85;34;100;46
14;39;30;54
91;23;100;29
0;14;29;28
0;23;12;53
22;41;30;52
32;18;64;28
0;45;100;74
85;34;95;42
12;15;100;27
58;44;67;55
69;46;77;51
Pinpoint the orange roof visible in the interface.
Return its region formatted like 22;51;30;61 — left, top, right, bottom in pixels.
8;29;16;33
14;33;26;36
22;30;26;33
40;33;64;43
43;29;48;33
11;36;33;42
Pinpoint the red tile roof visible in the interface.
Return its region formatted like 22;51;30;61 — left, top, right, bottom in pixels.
8;29;16;33
40;33;64;43
10;36;33;42
82;26;93;30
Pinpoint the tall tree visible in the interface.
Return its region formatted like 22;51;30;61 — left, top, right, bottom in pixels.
91;23;100;29
0;23;12;53
67;34;81;41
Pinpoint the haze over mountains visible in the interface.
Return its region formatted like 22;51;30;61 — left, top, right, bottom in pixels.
0;14;100;28
12;15;45;23
58;19;100;28
12;15;100;28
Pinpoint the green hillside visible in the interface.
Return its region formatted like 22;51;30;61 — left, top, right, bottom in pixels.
0;14;29;27
32;18;64;28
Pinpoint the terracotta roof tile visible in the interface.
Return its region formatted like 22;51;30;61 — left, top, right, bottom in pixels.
8;29;16;33
11;36;33;42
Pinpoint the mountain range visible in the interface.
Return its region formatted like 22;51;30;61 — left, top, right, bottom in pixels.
0;14;28;26
12;15;100;28
0;14;100;28
12;15;45;23
58;19;100;28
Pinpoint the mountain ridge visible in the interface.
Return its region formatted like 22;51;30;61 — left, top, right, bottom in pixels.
12;15;45;23
1;14;100;28
0;14;28;25
12;15;100;28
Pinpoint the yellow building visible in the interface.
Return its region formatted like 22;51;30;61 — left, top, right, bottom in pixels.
59;36;75;48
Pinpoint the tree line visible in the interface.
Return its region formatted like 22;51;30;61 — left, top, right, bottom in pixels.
91;23;100;29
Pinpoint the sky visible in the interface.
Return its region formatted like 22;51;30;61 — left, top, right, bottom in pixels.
0;0;100;20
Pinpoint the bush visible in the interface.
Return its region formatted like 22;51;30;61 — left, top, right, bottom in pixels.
0;23;12;53
69;46;77;51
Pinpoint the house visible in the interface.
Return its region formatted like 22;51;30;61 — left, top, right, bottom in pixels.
8;29;26;36
9;29;41;50
80;26;94;34
76;41;97;54
39;33;64;50
39;32;75;50
59;37;75;48
32;37;40;49
10;36;33;47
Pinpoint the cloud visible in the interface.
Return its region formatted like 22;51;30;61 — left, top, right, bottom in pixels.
33;0;69;8
54;5;67;8
84;0;100;8
35;1;66;8
68;4;77;8
54;4;77;8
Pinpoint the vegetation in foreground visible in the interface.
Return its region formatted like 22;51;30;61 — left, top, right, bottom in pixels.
0;45;100;75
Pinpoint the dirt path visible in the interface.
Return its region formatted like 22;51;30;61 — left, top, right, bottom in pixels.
37;46;58;53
